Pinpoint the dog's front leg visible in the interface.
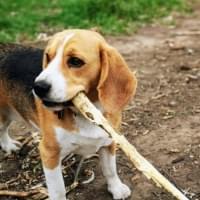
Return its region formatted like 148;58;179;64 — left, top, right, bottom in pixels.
39;140;66;200
99;142;131;199
0;108;21;154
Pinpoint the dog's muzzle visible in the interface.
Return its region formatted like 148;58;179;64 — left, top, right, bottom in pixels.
33;81;51;99
33;80;73;110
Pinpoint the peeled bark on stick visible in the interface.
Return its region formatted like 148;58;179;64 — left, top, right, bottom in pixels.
72;92;189;200
0;190;39;197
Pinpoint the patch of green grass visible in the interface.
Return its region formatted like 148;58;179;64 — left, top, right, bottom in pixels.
0;0;189;42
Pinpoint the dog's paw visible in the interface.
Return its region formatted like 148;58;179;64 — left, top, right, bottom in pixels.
108;180;131;199
0;134;21;154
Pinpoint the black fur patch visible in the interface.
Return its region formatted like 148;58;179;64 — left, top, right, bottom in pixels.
0;43;44;112
0;43;43;92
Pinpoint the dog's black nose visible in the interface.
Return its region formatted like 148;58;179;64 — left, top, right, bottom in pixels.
33;81;51;98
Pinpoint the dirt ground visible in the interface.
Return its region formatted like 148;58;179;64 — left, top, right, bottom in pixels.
1;3;200;200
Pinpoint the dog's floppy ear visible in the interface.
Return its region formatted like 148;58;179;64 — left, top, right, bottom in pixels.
42;42;53;68
97;44;137;113
42;51;49;68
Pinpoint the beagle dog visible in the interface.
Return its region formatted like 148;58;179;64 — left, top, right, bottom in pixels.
0;29;137;200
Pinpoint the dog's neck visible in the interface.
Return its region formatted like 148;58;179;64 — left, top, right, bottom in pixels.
55;110;65;119
54;106;78;120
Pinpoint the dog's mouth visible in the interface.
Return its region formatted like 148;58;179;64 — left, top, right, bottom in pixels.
42;100;73;109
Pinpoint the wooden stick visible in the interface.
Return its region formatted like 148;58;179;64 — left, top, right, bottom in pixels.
0;190;38;197
72;92;189;200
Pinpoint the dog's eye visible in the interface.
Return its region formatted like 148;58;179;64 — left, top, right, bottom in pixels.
67;57;85;68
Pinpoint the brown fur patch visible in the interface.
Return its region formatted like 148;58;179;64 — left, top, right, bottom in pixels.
108;141;116;155
0;77;38;124
36;99;77;169
104;112;122;131
36;100;60;169
55;109;78;132
39;138;60;169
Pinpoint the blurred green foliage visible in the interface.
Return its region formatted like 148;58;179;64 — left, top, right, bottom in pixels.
0;0;188;42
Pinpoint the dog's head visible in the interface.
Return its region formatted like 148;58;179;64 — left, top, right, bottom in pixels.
34;29;137;112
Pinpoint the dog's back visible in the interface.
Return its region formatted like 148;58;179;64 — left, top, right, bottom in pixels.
0;43;43;120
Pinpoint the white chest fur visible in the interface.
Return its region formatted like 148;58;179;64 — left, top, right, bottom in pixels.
54;114;112;158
